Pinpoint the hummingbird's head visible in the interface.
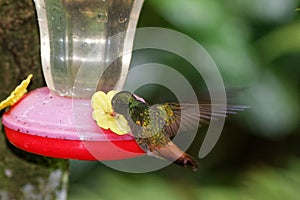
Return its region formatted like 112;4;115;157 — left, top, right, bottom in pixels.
111;91;133;115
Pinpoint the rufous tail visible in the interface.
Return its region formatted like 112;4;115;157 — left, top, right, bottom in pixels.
154;141;198;172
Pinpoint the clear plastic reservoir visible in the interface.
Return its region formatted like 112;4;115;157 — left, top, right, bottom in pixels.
33;0;144;97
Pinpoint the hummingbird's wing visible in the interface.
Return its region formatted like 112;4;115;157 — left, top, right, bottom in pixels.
159;103;248;138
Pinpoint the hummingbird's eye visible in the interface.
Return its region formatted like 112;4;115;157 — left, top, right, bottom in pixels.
112;98;116;106
112;98;121;106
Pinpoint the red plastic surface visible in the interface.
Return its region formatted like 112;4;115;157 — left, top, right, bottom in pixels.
4;126;144;160
2;87;145;160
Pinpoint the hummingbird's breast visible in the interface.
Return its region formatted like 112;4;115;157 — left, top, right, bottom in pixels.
128;103;171;150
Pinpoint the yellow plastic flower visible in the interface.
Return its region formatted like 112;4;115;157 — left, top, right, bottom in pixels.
91;90;130;135
0;74;33;111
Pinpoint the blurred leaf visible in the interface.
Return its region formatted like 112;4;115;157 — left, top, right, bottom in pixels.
244;72;300;136
232;0;297;22
257;22;300;61
150;0;261;86
242;159;300;200
70;165;193;200
150;0;223;32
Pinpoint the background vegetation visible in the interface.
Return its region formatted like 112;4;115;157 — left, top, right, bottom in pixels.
69;0;300;200
1;0;299;199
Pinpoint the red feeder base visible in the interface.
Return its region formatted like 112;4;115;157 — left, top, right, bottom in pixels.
2;87;144;160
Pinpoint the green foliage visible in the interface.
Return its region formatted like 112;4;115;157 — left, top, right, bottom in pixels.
138;0;300;137
69;0;300;199
69;159;300;200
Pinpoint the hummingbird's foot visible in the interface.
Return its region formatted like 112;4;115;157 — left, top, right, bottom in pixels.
174;153;198;172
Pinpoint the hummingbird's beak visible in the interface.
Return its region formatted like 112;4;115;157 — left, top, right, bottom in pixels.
111;111;117;117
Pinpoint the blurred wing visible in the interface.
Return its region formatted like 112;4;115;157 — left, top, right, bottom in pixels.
160;103;248;138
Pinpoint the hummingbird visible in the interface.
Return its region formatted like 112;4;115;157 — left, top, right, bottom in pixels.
111;91;246;171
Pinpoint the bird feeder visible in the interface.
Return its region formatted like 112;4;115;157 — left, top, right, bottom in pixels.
2;0;145;160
